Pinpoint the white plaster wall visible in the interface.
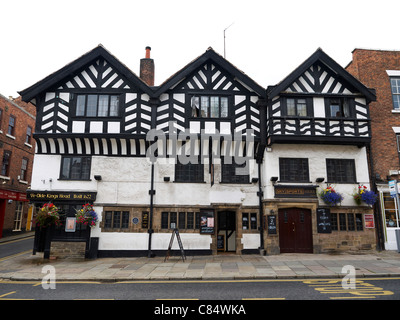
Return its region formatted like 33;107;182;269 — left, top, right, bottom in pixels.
31;155;260;207
30;154;97;192
241;234;260;249
263;144;371;206
97;232;212;250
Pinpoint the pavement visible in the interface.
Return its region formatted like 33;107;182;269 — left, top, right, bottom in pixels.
1;232;400;282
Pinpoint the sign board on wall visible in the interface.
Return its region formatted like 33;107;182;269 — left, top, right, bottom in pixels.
27;191;97;202
65;217;76;232
364;214;375;228
267;215;277;234
316;208;332;233
200;209;215;234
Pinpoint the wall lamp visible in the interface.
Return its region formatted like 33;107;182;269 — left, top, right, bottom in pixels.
94;175;102;181
270;176;278;183
316;177;325;183
251;177;259;183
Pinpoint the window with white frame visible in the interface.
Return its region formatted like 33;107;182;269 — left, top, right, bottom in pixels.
13;201;24;231
390;78;400;110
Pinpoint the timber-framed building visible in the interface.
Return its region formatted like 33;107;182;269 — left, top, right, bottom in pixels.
20;46;378;258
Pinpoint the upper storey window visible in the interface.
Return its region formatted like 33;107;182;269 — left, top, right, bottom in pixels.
390;78;400;110
326;97;354;118
282;97;312;117
76;94;120;117
191;96;229;118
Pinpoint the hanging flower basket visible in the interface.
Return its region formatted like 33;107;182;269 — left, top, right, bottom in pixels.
319;186;343;206
353;185;378;206
35;203;61;228
75;203;98;227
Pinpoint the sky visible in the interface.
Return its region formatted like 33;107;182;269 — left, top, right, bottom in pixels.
1;0;399;98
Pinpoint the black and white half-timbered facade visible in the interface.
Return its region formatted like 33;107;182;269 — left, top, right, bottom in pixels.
20;46;378;257
20;45;267;257
263;49;377;254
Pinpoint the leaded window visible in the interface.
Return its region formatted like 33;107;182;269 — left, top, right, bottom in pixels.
191;96;229;118
60;156;91;180
326;159;356;183
175;161;204;182
221;158;249;183
279;158;309;182
75;94;120;117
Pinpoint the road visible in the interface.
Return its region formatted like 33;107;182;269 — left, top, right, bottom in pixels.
0;277;399;300
0;236;399;306
0;236;33;260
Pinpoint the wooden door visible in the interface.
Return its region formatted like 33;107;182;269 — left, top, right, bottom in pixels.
278;208;313;253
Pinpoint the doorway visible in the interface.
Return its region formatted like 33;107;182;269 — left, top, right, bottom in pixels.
217;211;236;252
278;208;313;253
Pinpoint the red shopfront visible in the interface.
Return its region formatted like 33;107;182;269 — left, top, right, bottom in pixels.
0;189;29;238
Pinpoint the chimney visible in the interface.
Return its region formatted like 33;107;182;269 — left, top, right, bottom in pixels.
140;46;155;86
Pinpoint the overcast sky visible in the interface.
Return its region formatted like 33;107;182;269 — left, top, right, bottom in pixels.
1;0;399;98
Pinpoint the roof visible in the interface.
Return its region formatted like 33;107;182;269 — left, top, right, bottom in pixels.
18;44;154;103
267;48;376;103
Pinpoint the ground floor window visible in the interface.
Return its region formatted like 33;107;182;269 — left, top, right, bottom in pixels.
161;211;200;230
331;213;363;231
13;201;24;231
104;210;130;229
381;192;399;228
242;212;258;230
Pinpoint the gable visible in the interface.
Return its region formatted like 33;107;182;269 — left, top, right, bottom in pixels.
267;48;376;102
56;58;133;91
19;45;153;103
176;62;254;93
284;62;357;95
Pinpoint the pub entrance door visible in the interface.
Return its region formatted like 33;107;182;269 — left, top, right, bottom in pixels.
278;208;313;253
217;211;236;252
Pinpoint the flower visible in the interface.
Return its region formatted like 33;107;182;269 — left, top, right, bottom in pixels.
319;186;343;206
35;203;61;227
353;185;378;206
75;203;98;227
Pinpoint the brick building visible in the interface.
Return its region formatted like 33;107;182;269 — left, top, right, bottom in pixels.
346;49;400;250
0;94;36;238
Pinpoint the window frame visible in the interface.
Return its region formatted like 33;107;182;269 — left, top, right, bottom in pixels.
190;95;230;119
161;211;200;230
8;115;15;136
279;157;310;183
26;126;32;145
1;150;11;176
221;157;250;184
104;210;130;230
59;156;92;180
326;158;357;184
20;157;28;181
331;213;364;232
325;97;355;118
174;161;204;183
390;77;400;110
282;97;313;117
74;94;121;118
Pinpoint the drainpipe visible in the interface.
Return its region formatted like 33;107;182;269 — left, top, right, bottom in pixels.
148;162;155;258
256;98;267;253
257;160;264;251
